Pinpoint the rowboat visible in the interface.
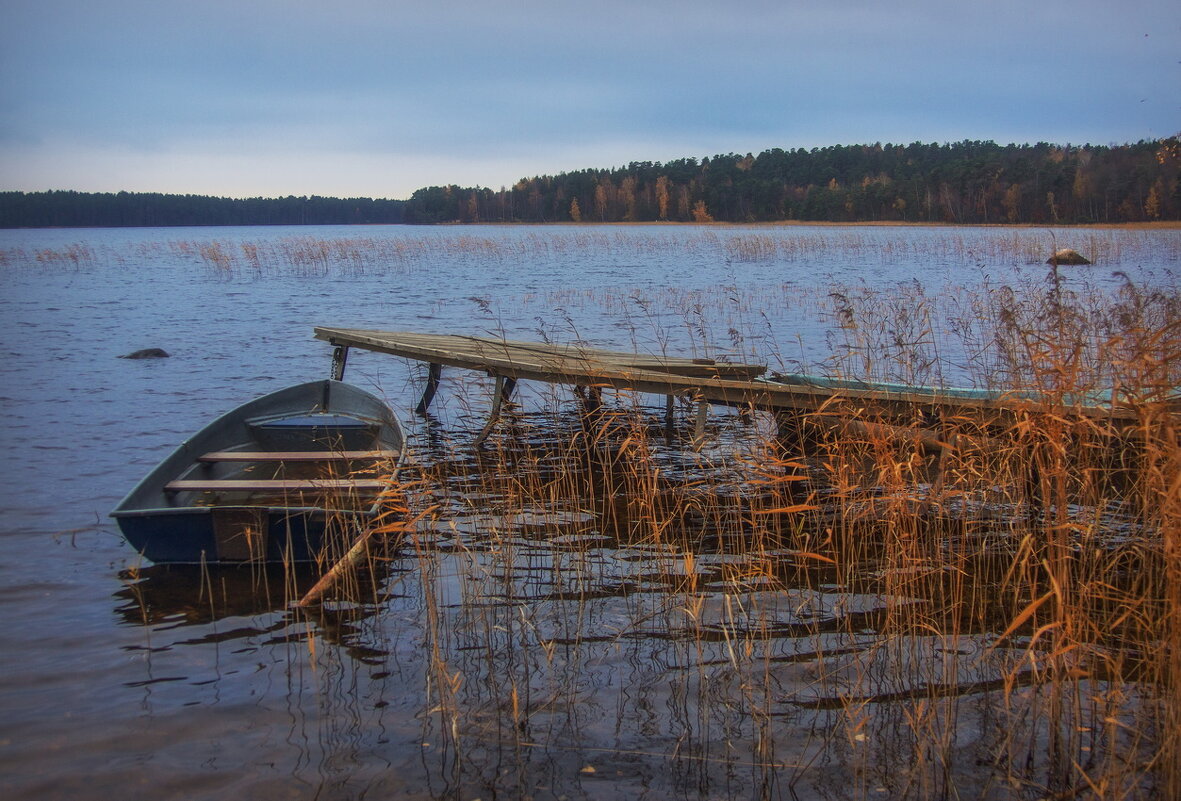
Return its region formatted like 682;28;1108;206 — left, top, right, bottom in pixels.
111;380;405;565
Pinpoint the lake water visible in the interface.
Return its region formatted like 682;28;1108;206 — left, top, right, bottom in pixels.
0;224;1177;800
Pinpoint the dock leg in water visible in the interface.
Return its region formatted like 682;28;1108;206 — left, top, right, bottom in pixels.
574;385;605;434
415;362;443;415
691;396;709;450
739;402;755;425
774;410;820;457
574;385;603;413
330;345;350;381
473;374;517;446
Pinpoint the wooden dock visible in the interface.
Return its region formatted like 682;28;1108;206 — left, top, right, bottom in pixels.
313;327;1143;446
314;328;766;383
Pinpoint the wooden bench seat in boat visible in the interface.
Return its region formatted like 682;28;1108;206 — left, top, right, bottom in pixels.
197;450;400;463
164;478;389;493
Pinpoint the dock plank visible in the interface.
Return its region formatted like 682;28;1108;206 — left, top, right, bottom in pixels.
316;328;764;380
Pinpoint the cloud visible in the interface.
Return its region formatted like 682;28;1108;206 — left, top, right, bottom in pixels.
2;0;1178;196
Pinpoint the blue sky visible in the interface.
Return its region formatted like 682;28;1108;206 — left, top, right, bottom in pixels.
2;0;1178;199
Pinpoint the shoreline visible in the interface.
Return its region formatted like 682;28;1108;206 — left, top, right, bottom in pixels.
5;220;1180;232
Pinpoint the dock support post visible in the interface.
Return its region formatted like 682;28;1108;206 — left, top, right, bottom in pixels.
574;385;602;414
330;345;350;381
739;402;754;425
665;395;676;439
473;374;517;447
500;376;518;405
574;385;605;435
415;362;443;415
774;410;817;457
691;396;709;449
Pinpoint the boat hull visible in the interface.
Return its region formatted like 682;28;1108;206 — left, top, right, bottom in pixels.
111;380;404;565
113;506;380;564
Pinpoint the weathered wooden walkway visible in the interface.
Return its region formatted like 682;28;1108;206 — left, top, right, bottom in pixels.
313;327;1141;446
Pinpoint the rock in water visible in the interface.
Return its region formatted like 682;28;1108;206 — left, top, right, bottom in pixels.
120;348;170;359
1046;248;1091;265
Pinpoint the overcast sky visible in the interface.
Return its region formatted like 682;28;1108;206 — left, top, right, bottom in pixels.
2;0;1178;200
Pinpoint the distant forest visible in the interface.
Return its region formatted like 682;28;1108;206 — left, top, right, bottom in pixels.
3;138;1178;228
0;192;407;228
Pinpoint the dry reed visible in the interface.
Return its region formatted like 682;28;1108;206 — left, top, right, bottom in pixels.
380;268;1179;800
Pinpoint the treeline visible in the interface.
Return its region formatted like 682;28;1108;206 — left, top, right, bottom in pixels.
4;139;1179;228
405;139;1181;225
0;190;406;228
